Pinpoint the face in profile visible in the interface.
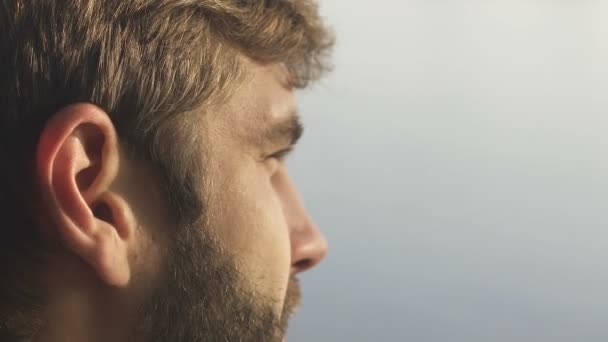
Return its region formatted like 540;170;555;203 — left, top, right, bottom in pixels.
0;1;333;341
25;61;327;342
133;60;328;341
25;59;326;342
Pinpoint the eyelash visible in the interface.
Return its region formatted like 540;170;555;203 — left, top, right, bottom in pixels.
267;146;294;162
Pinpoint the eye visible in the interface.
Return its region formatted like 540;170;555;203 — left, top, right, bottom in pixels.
266;146;294;163
262;146;295;175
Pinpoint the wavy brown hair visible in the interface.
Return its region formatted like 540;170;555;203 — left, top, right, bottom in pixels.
0;0;333;339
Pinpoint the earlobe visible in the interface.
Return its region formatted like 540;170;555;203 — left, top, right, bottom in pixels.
35;103;134;287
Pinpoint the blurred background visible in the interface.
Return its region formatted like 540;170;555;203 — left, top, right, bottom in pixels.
287;1;608;341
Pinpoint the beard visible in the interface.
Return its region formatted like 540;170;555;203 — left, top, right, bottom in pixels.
133;217;301;342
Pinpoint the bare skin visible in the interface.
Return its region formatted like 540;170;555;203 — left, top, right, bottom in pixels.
32;59;327;342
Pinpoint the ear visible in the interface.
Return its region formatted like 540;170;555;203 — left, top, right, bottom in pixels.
35;103;136;287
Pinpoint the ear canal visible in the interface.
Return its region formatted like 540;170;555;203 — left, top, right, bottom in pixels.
92;202;113;224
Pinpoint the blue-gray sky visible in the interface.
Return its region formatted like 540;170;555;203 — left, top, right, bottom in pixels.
287;1;608;341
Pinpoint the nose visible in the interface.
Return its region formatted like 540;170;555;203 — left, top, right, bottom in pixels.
275;168;328;274
291;213;327;273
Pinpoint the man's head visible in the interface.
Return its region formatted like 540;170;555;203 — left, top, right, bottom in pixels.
0;1;333;341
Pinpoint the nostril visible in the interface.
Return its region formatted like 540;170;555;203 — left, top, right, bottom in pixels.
293;259;314;273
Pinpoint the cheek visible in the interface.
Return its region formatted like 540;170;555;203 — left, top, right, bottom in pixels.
209;162;292;304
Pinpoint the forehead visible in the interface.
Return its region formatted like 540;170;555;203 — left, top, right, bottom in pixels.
225;59;297;130
199;58;299;159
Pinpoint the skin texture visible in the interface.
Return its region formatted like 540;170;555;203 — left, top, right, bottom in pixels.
32;59;327;342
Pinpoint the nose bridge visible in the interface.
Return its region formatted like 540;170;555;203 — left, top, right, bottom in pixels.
277;168;327;273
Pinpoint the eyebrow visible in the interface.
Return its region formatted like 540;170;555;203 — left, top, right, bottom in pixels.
261;113;304;148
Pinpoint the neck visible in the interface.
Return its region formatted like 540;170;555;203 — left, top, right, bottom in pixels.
34;254;137;342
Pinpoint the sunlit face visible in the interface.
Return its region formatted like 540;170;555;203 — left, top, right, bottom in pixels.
203;59;325;307
135;59;327;341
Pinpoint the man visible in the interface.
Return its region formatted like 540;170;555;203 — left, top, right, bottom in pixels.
0;0;333;341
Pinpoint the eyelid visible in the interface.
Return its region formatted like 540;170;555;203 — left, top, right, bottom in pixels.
268;146;294;161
